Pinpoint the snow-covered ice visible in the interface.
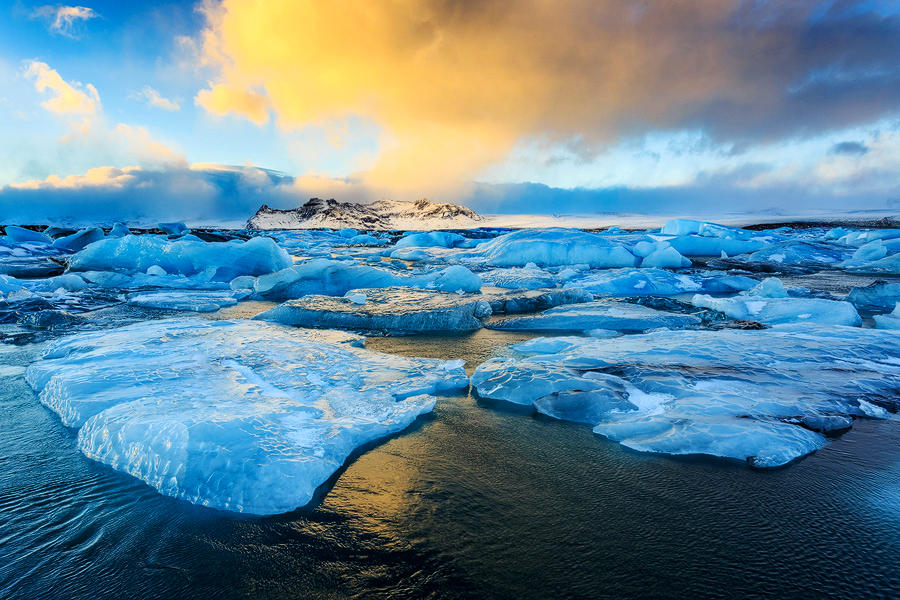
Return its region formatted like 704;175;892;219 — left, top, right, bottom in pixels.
25;319;468;514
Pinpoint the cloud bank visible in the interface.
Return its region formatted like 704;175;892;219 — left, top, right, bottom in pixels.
193;0;900;196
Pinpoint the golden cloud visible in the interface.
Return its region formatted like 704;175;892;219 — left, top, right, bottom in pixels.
194;0;900;196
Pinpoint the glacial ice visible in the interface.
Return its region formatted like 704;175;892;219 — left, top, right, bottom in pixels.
69;235;292;279
565;268;755;297
462;229;638;268
52;227;105;252
874;303;900;330
4;226;51;244
25;318;468;514
393;231;468;248
255;287;492;331
478;264;557;289
126;290;248;312
846;281;900;312
472;325;900;467
158;222;189;236
483;287;594;314
488;300;701;332
247;260;481;300
690;294;861;326
639;245;691;268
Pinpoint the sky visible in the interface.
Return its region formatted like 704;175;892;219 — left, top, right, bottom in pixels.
1;0;899;223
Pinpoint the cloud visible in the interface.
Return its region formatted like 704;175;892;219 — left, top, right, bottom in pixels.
31;5;98;38
830;141;869;156
133;86;180;111
195;83;268;124
23;60;100;115
192;0;900;195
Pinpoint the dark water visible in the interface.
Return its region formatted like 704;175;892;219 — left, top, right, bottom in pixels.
2;328;900;600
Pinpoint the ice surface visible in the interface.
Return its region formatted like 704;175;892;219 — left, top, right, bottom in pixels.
488;301;701;332
158;222;189;236
847;252;900;275
874;303;900;330
691;294;861;326
472;325;900;467
462;229;638;268
565;268;755;297
667;235;765;257
483;287;593;314
639;246;691;268
126;290;248;312
69;235;292;279
108;223;131;238
255;287;491;331
25;318;468;514
393;231;468;248
478;264;557;289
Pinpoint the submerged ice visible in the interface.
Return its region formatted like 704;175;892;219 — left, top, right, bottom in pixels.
25;319;468;514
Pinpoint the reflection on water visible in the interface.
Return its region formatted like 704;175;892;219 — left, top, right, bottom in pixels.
2;329;900;599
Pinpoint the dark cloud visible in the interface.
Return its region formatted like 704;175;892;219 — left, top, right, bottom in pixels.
830;140;870;155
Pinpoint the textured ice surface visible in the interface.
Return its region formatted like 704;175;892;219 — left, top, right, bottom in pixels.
472;326;899;467
565;268;755;297
640;246;691;268
478;264;557;289
4;226;51;244
483;287;593;314
255;287;492;331
488;301;701;332
691;294;861;326
69;235;291;279
25;319;468;514
126;290;248;312
52;227;105;252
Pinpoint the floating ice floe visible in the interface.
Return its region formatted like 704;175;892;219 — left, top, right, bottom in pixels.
3;226;51;244
461;229;638;268
69;235;291;280
471;325;900;467
564;268;756;297
690;294;861;326
478;263;558;289
874;303;900;330
126;290;249;312
488;300;701;332
846;281;900;312
25;318;468;514
255;287;492;331
52;227;105;252
246;259;481;300
482;287;593;314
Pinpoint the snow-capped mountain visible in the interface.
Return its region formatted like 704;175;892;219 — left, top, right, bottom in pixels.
246;198;483;230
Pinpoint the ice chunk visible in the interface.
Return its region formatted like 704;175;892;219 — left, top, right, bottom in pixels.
478;265;557;289
847;281;900;312
250;259;481;300
4;226;51;244
847;252;900;275
874;303;900;330
640;246;691;268
255;287;491;331
338;228;359;238
344;291;367;304
69;235;292;279
667;235;765;257
394;231;467;248
463;229;637;268
691;294;861;326
108;223;131;238
146;264;167;276
489;300;701;332
744;277;788;298
126;290;246;312
565;268;713;297
51;227;105;252
25;318;467;514
483;287;593;314
743;241;849;266
158;222;189;236
473;325;900;467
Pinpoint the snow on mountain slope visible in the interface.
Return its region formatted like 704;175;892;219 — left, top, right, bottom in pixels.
246;197;483;230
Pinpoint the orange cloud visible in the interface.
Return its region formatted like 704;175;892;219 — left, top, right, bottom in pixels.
194;0;900;196
24;60;100;115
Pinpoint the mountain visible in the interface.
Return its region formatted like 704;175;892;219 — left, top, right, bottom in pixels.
246;198;483;230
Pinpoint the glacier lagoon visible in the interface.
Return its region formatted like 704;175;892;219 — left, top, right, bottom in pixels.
2;219;900;598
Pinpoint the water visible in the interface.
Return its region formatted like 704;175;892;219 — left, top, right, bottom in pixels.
2;325;900;599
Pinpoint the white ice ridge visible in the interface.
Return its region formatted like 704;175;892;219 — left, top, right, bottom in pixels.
25;319;468;514
472;326;900;467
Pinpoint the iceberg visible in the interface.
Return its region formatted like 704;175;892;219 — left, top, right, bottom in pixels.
471;325;899;467
874;303;900;330
488;300;701;332
483;287;593;314
462;229;637;268
564;268;754;297
158;222;189;236
25;318;468;514
478;264;557;289
255;287;491;332
846;281;900;312
639;246;691;268
69;235;292;279
690;294;861;326
52;227;105;252
4;226;51;244
393;231;468;249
